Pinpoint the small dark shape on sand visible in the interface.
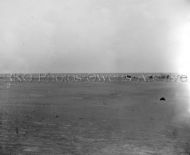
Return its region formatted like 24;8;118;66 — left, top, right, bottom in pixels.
160;97;166;101
55;115;59;118
15;127;19;135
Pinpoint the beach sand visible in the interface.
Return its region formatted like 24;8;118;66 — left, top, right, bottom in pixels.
0;81;190;154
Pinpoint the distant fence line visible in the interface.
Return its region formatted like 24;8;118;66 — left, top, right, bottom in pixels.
0;73;188;83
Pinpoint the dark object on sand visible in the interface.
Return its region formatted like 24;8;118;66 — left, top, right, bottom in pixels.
160;97;166;101
15;127;19;135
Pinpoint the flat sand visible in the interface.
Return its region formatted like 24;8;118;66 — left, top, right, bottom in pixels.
0;81;190;154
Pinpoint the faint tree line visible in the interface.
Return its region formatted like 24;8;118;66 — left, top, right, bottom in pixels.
0;73;188;83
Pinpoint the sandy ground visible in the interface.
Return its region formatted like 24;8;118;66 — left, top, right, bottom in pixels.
0;81;190;155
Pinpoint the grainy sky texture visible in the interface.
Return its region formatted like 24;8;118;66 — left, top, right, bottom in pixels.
0;0;190;73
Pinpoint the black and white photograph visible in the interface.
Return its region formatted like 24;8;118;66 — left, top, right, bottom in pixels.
0;0;190;154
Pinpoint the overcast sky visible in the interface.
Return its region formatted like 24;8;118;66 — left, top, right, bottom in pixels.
0;0;190;73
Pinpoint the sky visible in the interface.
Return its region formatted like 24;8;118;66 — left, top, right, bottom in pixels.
0;0;190;73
